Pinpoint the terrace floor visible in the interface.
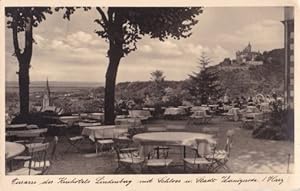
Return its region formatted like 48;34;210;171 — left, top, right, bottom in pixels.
47;117;294;174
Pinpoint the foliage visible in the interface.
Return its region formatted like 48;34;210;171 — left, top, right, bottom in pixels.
6;7;53;31
252;99;293;141
5;7;54;117
186;54;223;105
150;70;165;83
54;7;91;20
93;7;203;55
91;7;203;124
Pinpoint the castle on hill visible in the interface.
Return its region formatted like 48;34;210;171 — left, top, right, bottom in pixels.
218;43;263;69
235;42;263;65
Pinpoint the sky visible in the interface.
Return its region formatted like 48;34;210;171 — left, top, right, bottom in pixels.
5;7;284;83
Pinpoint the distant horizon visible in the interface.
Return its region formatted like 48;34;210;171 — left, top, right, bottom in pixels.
5;79;187;84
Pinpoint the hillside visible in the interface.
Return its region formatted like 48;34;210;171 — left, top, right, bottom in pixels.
212;48;284;97
114;48;285;102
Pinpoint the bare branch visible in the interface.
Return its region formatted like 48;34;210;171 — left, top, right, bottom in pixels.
12;17;21;58
96;7;108;26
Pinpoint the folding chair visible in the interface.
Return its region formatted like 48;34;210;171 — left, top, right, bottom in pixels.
183;139;214;173
113;137;144;173
206;129;234;172
65;134;84;153
64;122;98;153
145;145;173;173
94;127;115;155
63;122;85;153
187;110;206;127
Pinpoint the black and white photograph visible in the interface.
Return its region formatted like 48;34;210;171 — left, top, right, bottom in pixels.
3;6;295;176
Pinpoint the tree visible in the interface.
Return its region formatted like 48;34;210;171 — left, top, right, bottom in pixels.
5;7;53;117
150;69;165;99
27;7;202;124
92;7;203;124
150;70;165;83
187;54;223;105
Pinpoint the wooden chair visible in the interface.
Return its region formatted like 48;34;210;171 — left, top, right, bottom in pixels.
183;139;214;173
7;143;50;175
206;129;234;172
113;137;144;173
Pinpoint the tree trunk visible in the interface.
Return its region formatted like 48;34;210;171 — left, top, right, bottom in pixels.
18;60;30;117
12;13;33;117
104;46;122;125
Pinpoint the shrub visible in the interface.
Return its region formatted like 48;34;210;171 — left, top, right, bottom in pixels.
252;99;294;141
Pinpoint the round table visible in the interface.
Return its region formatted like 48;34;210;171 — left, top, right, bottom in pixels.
133;132;216;158
133;132;215;146
5;142;25;160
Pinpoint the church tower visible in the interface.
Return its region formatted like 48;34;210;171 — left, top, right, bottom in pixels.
246;42;252;52
42;78;51;110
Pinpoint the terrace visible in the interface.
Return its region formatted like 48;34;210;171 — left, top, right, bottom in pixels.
5;108;294;175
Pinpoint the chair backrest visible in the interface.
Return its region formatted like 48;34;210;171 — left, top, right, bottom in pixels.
114;137;131;148
224;130;235;156
27;143;50;175
6;123;27;129
13;128;46;138
195;139;210;157
14;131;41;138
113;137;136;162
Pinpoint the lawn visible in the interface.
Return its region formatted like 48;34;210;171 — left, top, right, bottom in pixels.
47;117;294;174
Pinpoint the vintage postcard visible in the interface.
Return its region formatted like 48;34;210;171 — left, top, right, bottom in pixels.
0;0;299;190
